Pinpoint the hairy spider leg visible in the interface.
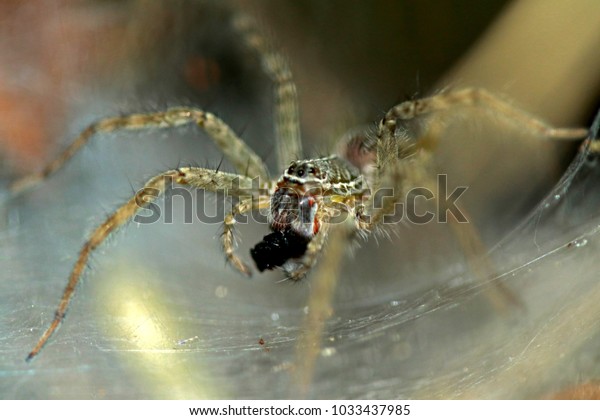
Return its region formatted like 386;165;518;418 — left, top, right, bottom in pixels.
11;11;309;196
285;213;332;281
9;108;270;196
345;88;589;304
233;14;303;171
356;124;522;310
291;221;350;396
444;205;523;311
26;168;262;361
379;87;589;149
222;194;272;276
356;88;588;194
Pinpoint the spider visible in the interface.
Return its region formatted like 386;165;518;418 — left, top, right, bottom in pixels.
10;10;588;392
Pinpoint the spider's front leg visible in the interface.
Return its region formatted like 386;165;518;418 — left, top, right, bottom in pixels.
222;195;271;276
284;218;331;281
379;87;589;143
26;168;263;361
8;108;269;196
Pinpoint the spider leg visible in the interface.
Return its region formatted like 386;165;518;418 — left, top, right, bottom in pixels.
285;215;331;281
26;167;264;361
349;89;588;310
376;89;589;309
222;194;271;276
292;221;351;396
379;87;589;145
368;88;588;194
287;213;355;395
445;207;522;311
360;152;432;230
9;108;269;195
233;13;303;171
362;154;520;310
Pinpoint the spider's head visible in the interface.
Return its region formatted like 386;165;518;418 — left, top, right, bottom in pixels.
283;161;324;185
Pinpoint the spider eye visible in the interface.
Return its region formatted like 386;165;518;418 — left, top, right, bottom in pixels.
297;168;305;177
287;165;296;174
308;167;316;175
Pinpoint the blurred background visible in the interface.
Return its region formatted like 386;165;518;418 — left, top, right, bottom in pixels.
1;0;600;399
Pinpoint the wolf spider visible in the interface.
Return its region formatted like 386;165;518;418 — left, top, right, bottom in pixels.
11;11;587;391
